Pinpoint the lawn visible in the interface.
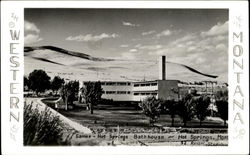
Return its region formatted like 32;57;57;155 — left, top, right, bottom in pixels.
59;104;226;129
41;98;227;129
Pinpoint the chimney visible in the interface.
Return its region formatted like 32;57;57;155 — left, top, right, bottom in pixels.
159;55;166;80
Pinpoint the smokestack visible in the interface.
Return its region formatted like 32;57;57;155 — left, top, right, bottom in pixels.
159;55;166;80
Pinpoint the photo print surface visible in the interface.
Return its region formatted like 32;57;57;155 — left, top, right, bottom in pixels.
24;8;229;146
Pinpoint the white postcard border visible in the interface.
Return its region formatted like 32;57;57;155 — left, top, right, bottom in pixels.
1;1;249;155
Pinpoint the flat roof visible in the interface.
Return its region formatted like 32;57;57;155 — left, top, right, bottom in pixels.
83;81;132;83
83;79;180;83
133;79;179;84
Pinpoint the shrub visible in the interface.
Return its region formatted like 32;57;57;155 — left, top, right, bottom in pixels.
24;102;63;145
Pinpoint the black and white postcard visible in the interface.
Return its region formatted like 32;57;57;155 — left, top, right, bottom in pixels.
1;1;249;155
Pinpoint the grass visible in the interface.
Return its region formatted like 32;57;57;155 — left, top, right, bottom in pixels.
24;102;64;145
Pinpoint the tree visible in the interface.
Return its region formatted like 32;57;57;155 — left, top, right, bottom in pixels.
139;96;162;126
28;70;51;96
163;100;178;127
216;100;228;126
60;80;79;110
177;94;196;127
24;76;30;91
81;81;103;114
215;89;228;101
194;95;211;126
51;76;65;95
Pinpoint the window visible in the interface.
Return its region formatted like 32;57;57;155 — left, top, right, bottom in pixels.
127;83;131;86
116;82;121;85
134;93;139;95
117;82;127;86
134;84;139;87
106;82;116;86
101;82;106;85
145;84;150;86
127;91;131;94
117;91;127;94
151;83;157;86
106;91;116;94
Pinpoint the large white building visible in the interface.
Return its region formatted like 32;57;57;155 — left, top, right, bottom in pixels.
80;56;179;102
81;80;179;102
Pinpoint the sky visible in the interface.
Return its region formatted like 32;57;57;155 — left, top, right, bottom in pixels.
24;9;228;82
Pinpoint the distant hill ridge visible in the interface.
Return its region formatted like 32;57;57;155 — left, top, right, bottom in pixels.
24;45;114;62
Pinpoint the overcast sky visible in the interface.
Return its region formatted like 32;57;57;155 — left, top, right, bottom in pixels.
24;9;228;82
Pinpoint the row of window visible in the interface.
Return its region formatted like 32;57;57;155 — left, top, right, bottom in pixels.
101;82;131;86
134;92;157;96
103;91;158;96
83;82;158;87
104;91;131;94
133;83;157;87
